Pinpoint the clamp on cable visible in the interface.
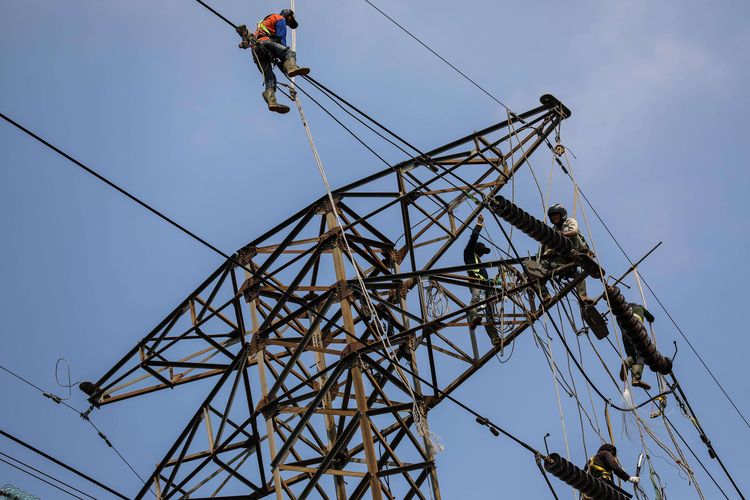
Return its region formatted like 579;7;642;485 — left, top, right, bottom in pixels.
475;416;500;437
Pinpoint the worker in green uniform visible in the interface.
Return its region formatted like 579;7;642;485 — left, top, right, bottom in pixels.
528;204;594;305
463;214;500;345
620;302;655;390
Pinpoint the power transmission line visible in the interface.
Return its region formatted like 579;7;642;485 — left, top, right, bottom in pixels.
0;429;127;499
0;456;84;500
0;363;145;494
360;0;749;436
0;451;95;500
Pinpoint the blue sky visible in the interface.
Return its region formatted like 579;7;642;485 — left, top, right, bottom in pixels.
1;0;749;498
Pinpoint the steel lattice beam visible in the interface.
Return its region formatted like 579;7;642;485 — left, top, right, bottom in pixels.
83;95;574;499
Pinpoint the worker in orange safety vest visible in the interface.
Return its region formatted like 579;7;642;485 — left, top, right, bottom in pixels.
236;9;310;114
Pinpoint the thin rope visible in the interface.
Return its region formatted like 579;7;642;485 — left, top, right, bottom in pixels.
558;145;750;433
285;2;432;453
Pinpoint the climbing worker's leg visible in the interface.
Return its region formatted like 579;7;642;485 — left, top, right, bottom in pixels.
620;334;636;381
572;269;593;304
252;49;277;92
259;40;310;78
484;313;503;345
620;335;650;389
629;346;650;390
261;88;290;114
483;304;502;345
281;49;310;77
253;49;289;114
571;235;599;298
524;258;552;305
467;287;484;328
630;359;650;390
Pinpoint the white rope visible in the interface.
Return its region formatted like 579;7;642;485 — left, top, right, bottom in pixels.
544;319;572;462
286;2;437;454
555;137;710;499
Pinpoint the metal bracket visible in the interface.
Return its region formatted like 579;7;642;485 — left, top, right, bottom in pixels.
239;277;261;303
236;245;257;266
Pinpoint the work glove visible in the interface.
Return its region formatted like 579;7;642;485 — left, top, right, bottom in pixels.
628;476;640;484
236;24;252;49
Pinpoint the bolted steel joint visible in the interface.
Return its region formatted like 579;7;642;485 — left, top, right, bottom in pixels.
235;245;258;266
239;278;261;303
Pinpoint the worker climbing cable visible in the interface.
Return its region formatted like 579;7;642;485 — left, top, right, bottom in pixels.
524;203;595;306
463;214;501;345
235;8;310;114
582;444;640;499
619;302;655;391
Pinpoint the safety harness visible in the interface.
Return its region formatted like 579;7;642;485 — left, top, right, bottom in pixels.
586;456;613;483
255;14;283;43
469;254;485;280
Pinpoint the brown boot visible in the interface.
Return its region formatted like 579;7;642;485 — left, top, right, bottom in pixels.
632;378;652;391
262;90;290;114
282;56;310;77
619;363;627;382
578;294;596;305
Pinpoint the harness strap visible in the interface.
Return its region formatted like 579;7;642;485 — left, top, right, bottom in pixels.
587;457;612;482
256;15;281;42
469;255;484;279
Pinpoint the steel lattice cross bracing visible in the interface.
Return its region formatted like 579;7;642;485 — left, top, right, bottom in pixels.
83;95;572;499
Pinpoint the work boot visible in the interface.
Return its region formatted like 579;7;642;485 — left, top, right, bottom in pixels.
619;363;627;382
632;378;652;391
262;90;290;114
578;294;596;305
282;56;310;77
236;24;252;49
470;316;483;328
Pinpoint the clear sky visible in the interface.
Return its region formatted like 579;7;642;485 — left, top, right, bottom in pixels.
1;0;749;498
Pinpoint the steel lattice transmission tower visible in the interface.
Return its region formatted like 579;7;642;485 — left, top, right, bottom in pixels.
82;95;574;499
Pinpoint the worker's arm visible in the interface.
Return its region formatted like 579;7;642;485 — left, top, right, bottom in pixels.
601;451;631;482
463;225;481;264
541;243;555;257
275;18;288;46
464;216;483;263
561;217;579;238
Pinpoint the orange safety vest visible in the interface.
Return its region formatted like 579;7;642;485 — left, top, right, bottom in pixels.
255;13;284;42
